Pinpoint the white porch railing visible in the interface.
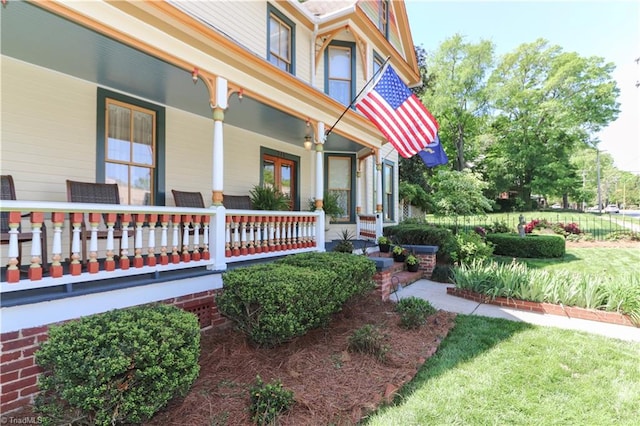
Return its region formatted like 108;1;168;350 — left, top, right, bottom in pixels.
0;201;324;294
356;213;381;241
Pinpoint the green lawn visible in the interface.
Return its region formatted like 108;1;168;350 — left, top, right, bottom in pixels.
425;211;637;239
364;316;640;426
497;247;640;277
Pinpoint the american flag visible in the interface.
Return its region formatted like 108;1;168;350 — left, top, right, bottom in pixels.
355;65;439;158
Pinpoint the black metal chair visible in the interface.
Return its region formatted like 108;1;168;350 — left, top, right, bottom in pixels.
1;175;48;271
66;179;122;265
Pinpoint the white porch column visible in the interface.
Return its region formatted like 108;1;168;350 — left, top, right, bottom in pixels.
375;150;383;238
315;122;326;251
209;76;228;270
211;76;228;206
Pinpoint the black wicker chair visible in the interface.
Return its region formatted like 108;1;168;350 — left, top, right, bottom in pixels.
222;194;252;209
66;179;122;265
1;175;48;271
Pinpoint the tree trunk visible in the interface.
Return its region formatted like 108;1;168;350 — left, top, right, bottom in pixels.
456;122;464;171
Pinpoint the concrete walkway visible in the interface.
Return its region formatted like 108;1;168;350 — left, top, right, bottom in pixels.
393;279;640;342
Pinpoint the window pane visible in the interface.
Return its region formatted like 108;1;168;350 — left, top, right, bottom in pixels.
107;104;131;162
329;81;351;105
280;25;290;60
105;162;128;205
263;160;275;188
328;157;351;189
280;163;291;197
270;18;280;55
132;110;153;165
331;189;349;219
329;48;351;79
384;165;392;195
131;166;152;205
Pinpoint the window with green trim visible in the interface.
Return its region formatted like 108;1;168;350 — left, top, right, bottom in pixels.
382;161;395;221
326;154;356;222
378;0;389;38
97;88;165;206
325;41;355;106
267;4;295;74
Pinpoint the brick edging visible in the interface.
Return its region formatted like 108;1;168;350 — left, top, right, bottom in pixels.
446;287;636;327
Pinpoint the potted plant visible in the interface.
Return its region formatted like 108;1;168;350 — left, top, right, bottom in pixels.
249;185;290;211
392;245;408;263
405;254;419;272
377;236;391;253
308;191;344;223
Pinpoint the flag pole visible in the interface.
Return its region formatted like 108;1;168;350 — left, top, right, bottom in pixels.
324;56;391;139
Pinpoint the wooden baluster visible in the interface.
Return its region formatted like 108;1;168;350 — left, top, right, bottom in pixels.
310;216;317;247
6;211;21;283
104;213;117;272
50;212;64;278
120;214;131;270
286;217;293;249
182;214;192;262
274;216;281;251
301;217;309;247
268;216;275;252
171;214;181;263
134;214;145;268
232;215;240;256
147;214;158;266
262;217;270;253
247;216;255;255
225;215;232;257
160;214;170;265
192;215;202;261
27;212;45;281
69;212;83;276
254;216;262;253
202;215;210;260
240;216;248;255
87;212;100;274
292;217;298;249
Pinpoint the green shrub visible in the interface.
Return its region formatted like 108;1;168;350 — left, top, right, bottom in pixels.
384;223;455;263
450;231;494;265
347;324;389;362
249;376;294;425
486;233;565;258
485;220;512;234
218;253;375;347
332;228;355;253
395;297;437;329
35;305;200;425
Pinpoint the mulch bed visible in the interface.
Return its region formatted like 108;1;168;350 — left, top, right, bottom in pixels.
145;292;457;425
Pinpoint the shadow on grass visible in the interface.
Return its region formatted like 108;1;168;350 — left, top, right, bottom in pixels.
361;315;534;423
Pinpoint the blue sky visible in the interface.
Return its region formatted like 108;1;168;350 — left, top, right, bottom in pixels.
404;0;640;173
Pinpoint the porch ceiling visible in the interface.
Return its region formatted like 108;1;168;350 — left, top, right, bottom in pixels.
1;0;360;152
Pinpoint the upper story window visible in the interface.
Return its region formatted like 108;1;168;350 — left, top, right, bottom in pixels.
373;52;385;78
98;88;165;205
267;4;295;74
378;0;389;37
325;41;356;106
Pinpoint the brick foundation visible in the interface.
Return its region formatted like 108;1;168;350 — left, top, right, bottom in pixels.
373;252;436;301
446;287;636;327
0;290;229;415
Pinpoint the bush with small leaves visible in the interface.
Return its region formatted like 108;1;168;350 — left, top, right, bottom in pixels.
347;324;389;362
249;376;294;425
395;297;437;329
35;305;200;426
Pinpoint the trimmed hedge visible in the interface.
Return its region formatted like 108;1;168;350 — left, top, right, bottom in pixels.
218;253;375;347
384;224;455;263
487;233;566;258
35;305;201;425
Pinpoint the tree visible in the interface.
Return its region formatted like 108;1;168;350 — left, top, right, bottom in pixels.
431;169;493;232
486;39;620;208
421;34;494;171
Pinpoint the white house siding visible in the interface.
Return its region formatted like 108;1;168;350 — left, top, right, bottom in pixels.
1;57;97;201
169;0;313;86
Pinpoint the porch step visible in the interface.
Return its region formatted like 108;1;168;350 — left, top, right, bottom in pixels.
368;251;422;289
